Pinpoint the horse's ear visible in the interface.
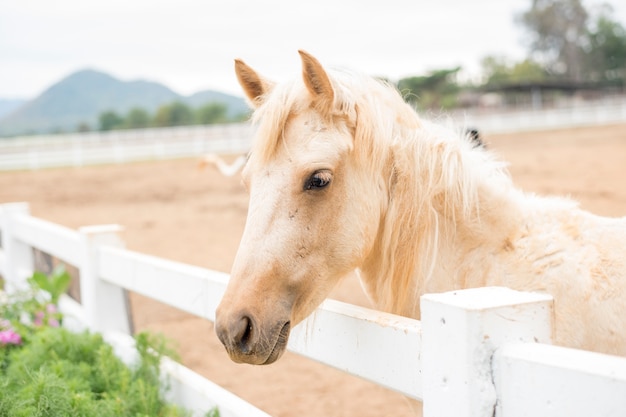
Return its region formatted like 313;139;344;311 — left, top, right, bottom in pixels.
235;59;274;108
298;50;334;113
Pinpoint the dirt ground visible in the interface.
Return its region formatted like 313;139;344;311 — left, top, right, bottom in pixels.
1;123;625;417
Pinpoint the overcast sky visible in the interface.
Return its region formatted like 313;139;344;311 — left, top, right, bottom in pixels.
1;0;624;100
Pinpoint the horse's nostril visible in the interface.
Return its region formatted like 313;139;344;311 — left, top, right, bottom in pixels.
233;315;254;353
215;312;256;356
240;316;252;349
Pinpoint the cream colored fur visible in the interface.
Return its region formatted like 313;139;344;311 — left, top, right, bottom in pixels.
220;51;626;361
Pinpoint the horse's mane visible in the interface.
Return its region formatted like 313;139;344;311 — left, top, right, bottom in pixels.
249;69;514;316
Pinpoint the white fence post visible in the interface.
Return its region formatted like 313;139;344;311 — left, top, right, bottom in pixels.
0;202;34;293
79;224;132;334
420;287;553;417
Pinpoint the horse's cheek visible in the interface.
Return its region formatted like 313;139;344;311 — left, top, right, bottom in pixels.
342;184;384;261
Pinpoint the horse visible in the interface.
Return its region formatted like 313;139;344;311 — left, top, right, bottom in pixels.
215;51;626;369
198;153;247;177
466;128;483;147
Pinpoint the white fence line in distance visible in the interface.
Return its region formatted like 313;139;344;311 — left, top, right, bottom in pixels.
454;96;626;134
2;98;626;172
1;202;625;417
0;124;253;171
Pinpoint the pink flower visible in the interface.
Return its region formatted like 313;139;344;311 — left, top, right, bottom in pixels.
34;311;45;326
46;304;57;314
0;329;22;346
48;318;60;328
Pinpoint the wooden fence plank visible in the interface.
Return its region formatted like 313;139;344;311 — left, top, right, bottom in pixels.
494;343;626;417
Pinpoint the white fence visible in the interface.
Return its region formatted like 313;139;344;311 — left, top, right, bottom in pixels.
2;98;626;172
0;124;253;171
1;202;625;417
455;96;626;134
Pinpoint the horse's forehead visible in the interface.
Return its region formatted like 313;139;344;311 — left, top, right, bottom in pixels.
281;115;351;160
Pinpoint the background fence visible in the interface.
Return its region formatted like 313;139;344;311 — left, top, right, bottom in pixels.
1;202;625;416
456;95;626;134
2;98;626;171
0;124;253;171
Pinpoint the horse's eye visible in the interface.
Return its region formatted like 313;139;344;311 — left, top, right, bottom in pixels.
304;170;332;191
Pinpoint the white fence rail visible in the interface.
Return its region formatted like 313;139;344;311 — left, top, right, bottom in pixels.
455;96;626;134
2;98;626;172
1;202;625;417
0;124;253;171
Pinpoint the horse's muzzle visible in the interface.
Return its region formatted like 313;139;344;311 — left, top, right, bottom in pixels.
215;310;291;365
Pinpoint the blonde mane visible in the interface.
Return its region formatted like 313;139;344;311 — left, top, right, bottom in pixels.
218;52;626;367
248;70;513;316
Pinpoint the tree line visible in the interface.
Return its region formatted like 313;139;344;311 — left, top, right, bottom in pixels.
95;101;248;132
397;0;626;110
91;0;625;125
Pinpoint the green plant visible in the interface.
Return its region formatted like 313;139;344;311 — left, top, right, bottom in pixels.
0;268;220;416
0;327;193;416
0;266;70;354
29;265;71;304
205;407;221;417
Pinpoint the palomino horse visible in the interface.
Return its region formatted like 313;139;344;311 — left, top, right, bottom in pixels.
215;51;626;367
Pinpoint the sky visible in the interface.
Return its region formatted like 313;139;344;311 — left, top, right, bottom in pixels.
1;0;625;100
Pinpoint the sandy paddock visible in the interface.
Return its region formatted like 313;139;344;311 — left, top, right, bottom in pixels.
1;124;625;417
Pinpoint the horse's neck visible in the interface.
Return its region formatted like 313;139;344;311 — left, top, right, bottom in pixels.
359;135;522;319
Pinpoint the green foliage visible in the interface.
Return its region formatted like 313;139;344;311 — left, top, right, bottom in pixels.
205;407;221;417
585;11;626;82
1;267;69;353
153;101;194;127
96;99;246;132
518;0;589;80
481;56;547;86
196;103;229;125
397;67;461;110
124;107;151;129
517;0;626;84
29;265;71;304
99;110;124;131
0;270;217;416
0;328;192;417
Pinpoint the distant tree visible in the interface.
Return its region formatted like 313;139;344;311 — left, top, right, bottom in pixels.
152;106;169;127
397;67;461;109
124;107;150;129
585;7;626;83
231;112;251;123
195;102;228;125
518;0;589;81
99;111;123;131
76;122;91;133
481;56;547;86
152;101;194;127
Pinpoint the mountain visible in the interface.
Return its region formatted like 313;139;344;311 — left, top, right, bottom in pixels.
0;69;248;136
186;90;248;111
0;99;27;119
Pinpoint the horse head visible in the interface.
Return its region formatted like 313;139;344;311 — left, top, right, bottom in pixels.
215;51;391;365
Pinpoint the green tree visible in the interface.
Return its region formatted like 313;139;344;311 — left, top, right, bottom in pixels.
124;107;150;129
481;56;547;86
195;102;228;125
98;110;123;131
152;101;194;127
397;67;461;110
585;9;626;82
518;0;589;80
